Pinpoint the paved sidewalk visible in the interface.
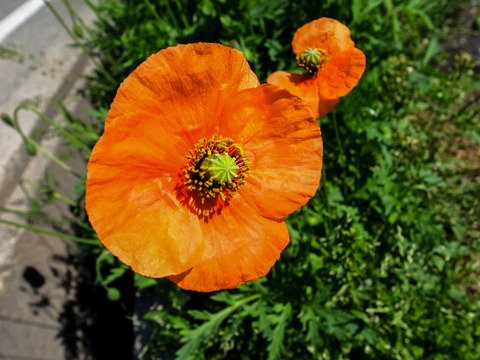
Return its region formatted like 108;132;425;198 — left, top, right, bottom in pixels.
0;1;95;359
0;0;92;204
0;94;91;360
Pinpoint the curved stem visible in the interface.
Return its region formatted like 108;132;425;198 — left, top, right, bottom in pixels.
12;103;83;179
0;218;98;245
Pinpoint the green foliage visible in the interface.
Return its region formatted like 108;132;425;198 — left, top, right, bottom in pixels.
176;294;261;359
80;0;466;106
5;0;479;359
99;1;476;359
95;250;129;301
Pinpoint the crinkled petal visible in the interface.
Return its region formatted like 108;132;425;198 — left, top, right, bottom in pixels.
317;47;366;99
105;43;259;140
267;71;339;118
219;84;322;220
292;17;355;55
86;114;203;277
168;195;289;291
86;43;324;291
86;43;262;277
89;112;190;173
86;156;205;277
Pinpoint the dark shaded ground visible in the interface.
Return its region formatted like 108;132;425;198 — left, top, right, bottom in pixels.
1;237;134;360
0;215;135;360
57;249;135;359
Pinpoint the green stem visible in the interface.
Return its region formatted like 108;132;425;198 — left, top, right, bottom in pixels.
22;103;92;154
43;0;117;86
0;206;91;231
144;0;162;22
12;104;83;179
321;167;333;236
332;113;344;152
95;250;128;287
163;0;181;29
232;293;262;306
53;192;77;207
83;0;97;12
0;218;98;245
173;0;190;28
43;0;75;38
21;179;78;207
61;0;88;30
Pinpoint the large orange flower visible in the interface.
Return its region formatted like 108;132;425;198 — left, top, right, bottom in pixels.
85;43;322;292
268;18;366;118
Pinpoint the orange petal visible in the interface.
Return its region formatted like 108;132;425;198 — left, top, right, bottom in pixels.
88;112;190;173
168;195;289;292
105;43;260;139
267;70;339;118
86;43;262;277
317;47;366;99
86;163;205;278
292;18;355;55
267;71;319;117
219;84;323;220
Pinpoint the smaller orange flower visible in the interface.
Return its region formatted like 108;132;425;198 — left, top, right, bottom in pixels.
268;17;366;118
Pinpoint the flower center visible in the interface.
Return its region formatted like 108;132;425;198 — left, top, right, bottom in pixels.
183;135;249;205
296;48;328;75
201;153;238;183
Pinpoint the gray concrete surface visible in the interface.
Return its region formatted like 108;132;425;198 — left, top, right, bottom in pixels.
0;164;79;360
0;1;95;358
0;0;92;204
0;0;28;19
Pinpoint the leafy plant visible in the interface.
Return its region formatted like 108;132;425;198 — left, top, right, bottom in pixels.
2;0;479;359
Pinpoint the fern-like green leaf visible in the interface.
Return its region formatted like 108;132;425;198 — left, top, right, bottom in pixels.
267;302;292;360
176;294;260;360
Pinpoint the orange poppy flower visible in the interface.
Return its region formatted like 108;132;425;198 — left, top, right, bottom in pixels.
85;43;323;292
267;17;366;118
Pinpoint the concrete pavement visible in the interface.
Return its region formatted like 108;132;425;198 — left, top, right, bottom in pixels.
0;0;92;204
0;1;96;358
